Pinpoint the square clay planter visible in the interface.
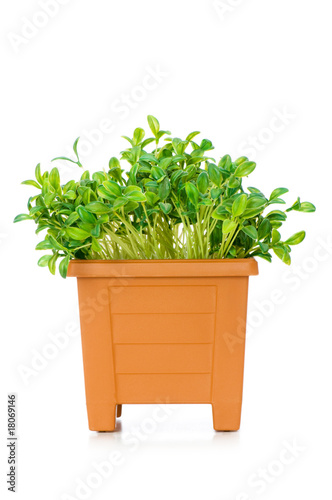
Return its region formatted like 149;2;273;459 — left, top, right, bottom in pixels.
68;258;258;431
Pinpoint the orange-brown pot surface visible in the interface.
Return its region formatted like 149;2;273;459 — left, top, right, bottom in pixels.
68;259;258;431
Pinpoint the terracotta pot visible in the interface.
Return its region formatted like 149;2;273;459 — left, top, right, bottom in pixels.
68;258;258;431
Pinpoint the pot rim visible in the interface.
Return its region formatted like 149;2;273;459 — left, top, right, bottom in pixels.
67;258;259;278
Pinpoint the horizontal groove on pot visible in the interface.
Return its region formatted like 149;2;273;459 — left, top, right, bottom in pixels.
112;312;215;344
116;374;211;403
114;342;213;345
109;285;217;314
114;344;213;374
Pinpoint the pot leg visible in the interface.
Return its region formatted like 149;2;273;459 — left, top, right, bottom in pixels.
211;277;249;431
87;403;117;432
212;403;241;431
116;404;122;418
76;278;118;432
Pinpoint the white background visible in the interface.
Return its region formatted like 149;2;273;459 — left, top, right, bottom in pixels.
0;1;331;499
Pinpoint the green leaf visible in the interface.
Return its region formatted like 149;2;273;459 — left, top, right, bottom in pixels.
242;199;267;219
103;180;122;197
27;195;39;210
185;182;199;206
158;177;171;201
73;137;81;164
123;186;146;202
158;157;174;169
186;131;200;142
145;192;159;206
157;130;171;140
200;139;214;151
234;156;248;166
80;170;90;181
97;186;116;201
64;181;77;194
48;235;67;251
21;180;41;189
297;202;316;213
63;190;76;200
124;201;139;213
96;214;109;224
255;252;272;263
13;213;33;223
159;202;172;215
270;221;283;229
270;187;289;200
228;176;240;188
247;187;262;194
172;138;186;155
222;219;237;234
108;168;123;184
123;186;141;194
52;156;77;164
35;224;49;234
211;188;222;199
246;196;267;209
208;163;222;187
285;197;300;212
218;154;232;170
258;218;271;240
272;229;281;244
186;156;205;166
113;197;128;209
48;253;58;275
126;191;146;202
122;135;134;146
38;255;52;267
140;153;158;163
65;212;80;226
212;206;229;220
36;239;53;250
232;194;247;216
141;138;155;149
29;205;45;215
258;242;269;253
90;224;100;237
197;172;209;194
151;166;165;180
49;167;60;190
92;171;107;184
85;202;111;214
59;255;70;279
109;157;121;169
242;225;258;239
133;127;145;145
285;231;306;245
268;198;286;205
35;164;43;184
92;237;103;253
65;227;90;240
266;210;287;222
77;206;96;223
273;245;291;265
198;199;213;206
44;192;56;206
170;170;185;186
234;161;256;177
147;115;160;137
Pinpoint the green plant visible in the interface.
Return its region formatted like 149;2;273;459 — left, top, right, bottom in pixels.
14;115;315;277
